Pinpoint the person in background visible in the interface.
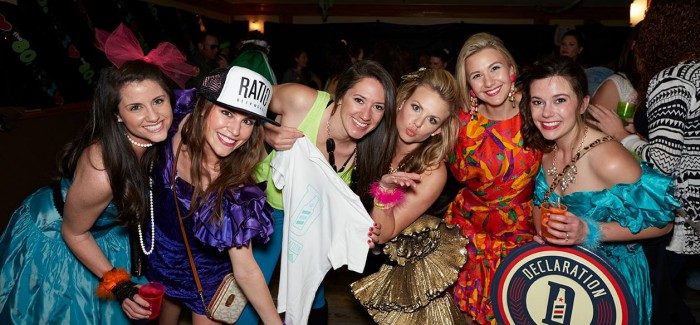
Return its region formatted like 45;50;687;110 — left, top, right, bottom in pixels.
187;32;228;88
589;1;700;323
446;32;541;324
559;28;615;95
323;39;364;99
350;68;468;324
367;40;413;85
521;56;678;325
282;49;322;89
0;23;195;323
230;31;277;85
218;40;232;62
428;48;451;71
558;29;584;63
144;66;283;325
590;24;641;114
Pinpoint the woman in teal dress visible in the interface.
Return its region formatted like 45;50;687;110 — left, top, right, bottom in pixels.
0;24;195;324
520;56;680;324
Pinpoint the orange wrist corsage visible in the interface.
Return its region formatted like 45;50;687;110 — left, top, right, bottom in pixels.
96;268;131;299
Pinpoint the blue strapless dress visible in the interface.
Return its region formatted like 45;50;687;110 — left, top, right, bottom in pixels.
0;178;140;324
144;88;274;315
533;162;680;325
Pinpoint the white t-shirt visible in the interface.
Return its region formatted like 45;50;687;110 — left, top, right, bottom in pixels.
270;137;372;325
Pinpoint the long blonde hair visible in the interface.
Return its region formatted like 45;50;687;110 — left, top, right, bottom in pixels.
394;68;460;174
455;32;518;112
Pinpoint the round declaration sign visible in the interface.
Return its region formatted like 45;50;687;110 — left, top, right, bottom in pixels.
492;242;637;325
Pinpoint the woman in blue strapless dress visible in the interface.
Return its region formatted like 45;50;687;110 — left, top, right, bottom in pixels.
0;24;196;324
144;67;283;325
520;56;680;325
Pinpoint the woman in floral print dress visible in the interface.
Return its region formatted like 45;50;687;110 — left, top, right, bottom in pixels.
444;32;541;324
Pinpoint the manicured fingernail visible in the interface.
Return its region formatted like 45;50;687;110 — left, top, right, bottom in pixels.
369;227;374;232
367;239;372;244
374;223;379;227
368;232;372;236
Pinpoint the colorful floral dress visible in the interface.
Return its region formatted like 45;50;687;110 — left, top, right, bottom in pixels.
444;111;541;324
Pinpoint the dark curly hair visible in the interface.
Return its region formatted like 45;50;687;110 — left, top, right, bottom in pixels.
635;0;700;103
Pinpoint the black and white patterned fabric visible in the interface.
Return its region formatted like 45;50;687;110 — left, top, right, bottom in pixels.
630;61;700;254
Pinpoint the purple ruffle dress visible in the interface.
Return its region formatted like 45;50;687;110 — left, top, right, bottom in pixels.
144;89;274;314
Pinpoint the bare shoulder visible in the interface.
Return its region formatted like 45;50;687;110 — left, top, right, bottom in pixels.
73;143;112;196
270;83;320;117
415;163;447;195
586;138;641;187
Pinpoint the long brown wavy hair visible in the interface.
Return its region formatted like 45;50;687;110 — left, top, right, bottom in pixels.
179;98;266;224
335;60;397;210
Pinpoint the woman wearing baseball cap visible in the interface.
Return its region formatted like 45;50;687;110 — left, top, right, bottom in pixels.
143;66;283;324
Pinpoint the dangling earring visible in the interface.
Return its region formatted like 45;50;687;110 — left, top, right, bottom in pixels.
508;74;516;108
469;89;479;120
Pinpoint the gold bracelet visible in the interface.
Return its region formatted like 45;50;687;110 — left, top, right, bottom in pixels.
374;200;395;210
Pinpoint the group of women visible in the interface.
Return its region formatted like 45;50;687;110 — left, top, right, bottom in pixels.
0;1;698;324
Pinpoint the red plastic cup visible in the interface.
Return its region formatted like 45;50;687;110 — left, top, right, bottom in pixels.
139;282;164;320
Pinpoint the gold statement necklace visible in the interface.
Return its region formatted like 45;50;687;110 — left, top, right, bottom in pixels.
546;126;588;192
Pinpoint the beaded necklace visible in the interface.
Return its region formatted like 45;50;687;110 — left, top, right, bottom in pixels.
126;133;153;148
325;116;356;173
546;126;588;192
137;163;155;255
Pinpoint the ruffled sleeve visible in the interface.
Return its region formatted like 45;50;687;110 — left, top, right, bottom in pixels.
532;167;547;206
192;181;274;251
173;88;197;123
575;163;679;233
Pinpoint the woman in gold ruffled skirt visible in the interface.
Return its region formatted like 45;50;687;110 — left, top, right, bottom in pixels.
350;68;468;324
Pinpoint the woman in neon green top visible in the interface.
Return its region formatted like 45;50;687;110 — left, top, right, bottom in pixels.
238;60;395;324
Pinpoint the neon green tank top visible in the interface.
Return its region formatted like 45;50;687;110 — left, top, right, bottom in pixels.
254;91;353;209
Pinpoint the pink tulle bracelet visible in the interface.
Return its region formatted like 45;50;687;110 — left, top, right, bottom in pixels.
370;181;405;209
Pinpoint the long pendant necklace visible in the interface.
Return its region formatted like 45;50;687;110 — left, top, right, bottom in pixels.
138;163;155;255
326;116;356;173
546;126;588;192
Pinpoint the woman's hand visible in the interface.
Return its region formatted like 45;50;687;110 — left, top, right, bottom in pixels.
588;104;635;141
121;292;152;320
367;222;382;249
379;171;421;192
542;211;588;246
264;123;304;151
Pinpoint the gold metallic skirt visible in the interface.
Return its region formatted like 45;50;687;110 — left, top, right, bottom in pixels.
350;215;469;325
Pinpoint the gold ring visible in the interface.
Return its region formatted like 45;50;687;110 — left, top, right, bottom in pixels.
565;232;569;241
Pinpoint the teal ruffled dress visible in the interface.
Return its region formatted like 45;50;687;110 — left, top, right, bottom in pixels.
0;178;140;324
533;162;679;325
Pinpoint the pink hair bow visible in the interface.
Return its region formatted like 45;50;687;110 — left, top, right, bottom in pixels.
95;23;196;88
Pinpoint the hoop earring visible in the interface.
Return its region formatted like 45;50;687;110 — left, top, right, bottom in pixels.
469;89;479;120
508;74;516;108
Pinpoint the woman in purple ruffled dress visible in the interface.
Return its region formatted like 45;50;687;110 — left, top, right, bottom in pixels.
144;66;283;325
